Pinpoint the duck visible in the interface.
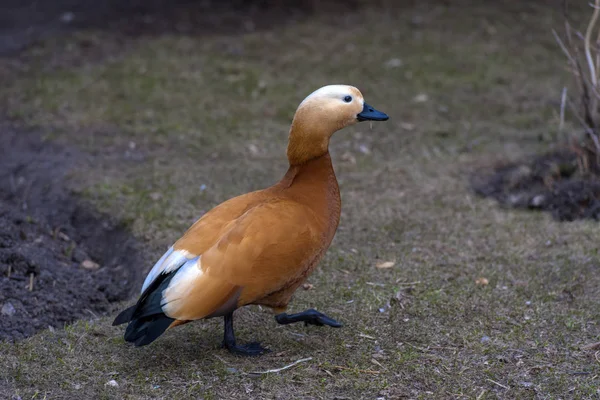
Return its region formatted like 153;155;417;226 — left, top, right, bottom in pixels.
113;84;389;355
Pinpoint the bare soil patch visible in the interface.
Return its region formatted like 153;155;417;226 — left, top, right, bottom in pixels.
0;125;142;341
471;150;600;221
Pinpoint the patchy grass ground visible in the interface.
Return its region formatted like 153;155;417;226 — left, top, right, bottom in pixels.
1;0;600;398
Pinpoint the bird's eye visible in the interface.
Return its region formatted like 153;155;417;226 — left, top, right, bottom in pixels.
343;95;352;103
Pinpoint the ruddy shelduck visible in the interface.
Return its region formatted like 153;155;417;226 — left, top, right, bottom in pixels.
113;84;389;355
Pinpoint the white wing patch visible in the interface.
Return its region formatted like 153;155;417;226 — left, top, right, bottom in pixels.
161;256;204;314
141;247;195;293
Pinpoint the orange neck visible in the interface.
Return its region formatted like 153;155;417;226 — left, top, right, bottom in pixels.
276;153;341;235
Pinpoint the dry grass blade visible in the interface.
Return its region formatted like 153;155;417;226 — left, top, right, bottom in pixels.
486;378;510;390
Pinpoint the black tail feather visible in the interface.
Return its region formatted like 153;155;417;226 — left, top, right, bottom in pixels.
113;305;136;326
113;268;180;346
124;314;175;347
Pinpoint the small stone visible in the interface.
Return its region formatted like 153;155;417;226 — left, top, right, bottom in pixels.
81;260;100;270
226;367;238;374
384;58;403;68
58;231;71;242
60;12;75;23
247;144;260;156
199;184;207;191
302;283;314;290
531;195;545;208
481;335;491;344
1;302;16;316
358;144;371;154
341;152;357;164
413;93;428;103
106;380;118;387
149;192;162;201
400;122;415;131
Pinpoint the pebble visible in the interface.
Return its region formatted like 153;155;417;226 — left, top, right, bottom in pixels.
481;336;491;344
384;58;403;68
81;260;100;270
106;380;119;387
1;302;16;316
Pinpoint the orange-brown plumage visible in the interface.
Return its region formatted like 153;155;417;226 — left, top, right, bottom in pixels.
113;84;388;353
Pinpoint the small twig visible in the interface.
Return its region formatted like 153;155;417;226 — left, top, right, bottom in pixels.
6;265;11;278
28;273;34;292
486;378;509;390
553;30;577;65
248;357;312;375
595;350;600;364
476;390;486;400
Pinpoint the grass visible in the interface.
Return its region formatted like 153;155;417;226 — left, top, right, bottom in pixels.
1;0;600;398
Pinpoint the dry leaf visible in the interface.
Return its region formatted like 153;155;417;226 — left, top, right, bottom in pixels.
376;261;395;269
81;260;100;270
475;277;489;286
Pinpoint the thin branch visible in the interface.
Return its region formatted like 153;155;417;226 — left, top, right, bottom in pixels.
248;357;312;375
553;30;577;66
584;0;600;87
559;86;568;141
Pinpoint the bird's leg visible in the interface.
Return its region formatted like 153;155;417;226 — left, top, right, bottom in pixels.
221;312;269;356
275;308;342;327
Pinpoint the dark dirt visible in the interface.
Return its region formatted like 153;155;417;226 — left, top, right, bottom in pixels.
0;125;143;341
471;149;600;221
0;0;359;56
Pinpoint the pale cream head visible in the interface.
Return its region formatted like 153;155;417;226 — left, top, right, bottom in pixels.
286;85;388;165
